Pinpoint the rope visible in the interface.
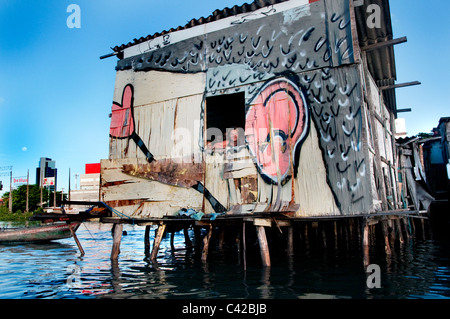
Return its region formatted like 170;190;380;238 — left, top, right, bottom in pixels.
82;222;97;241
100;202;135;224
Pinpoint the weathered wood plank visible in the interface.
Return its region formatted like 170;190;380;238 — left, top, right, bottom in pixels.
69;224;85;257
151;224;166;261
111;224;123;260
256;226;271;267
253;218;272;227
201;225;213;262
114;70;206;106
294;122;340;216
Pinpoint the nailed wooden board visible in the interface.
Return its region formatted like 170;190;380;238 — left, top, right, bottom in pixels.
101;159;203;218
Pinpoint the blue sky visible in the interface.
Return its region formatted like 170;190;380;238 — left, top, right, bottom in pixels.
0;0;449;196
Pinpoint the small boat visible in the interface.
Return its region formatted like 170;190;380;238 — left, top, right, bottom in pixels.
0;222;81;243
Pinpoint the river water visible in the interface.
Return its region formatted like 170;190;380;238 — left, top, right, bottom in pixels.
0;220;449;300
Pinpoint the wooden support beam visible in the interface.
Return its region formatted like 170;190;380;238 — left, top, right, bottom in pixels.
253;218;272;227
242;222;247;271
361;36;407;52
218;226;225;251
202;225;213;262
379;81;421;91
287;226;294;256
420;219;426;240
69;224;85;257
151;223;166;261
184;227;193;248
334;221;338;250
362;220;370;267
256;226;271;267
170;231;175;251
402;217;411;241
396;108;412;113
304;223;310;250
110;223;123;260
321;226;327;249
275;219;292;227
395;219;404;245
144;225;151;257
381;221;392;255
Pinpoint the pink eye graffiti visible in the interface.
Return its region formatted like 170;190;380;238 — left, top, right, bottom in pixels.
110;84;154;163
245;78;309;185
110;84;135;138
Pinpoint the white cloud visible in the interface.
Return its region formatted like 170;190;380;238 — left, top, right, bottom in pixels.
22;146;28;152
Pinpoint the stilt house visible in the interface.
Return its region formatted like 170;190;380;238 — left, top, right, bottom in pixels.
100;0;411;220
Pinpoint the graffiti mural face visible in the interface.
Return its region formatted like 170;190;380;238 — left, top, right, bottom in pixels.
110;84;154;163
110;84;135;139
245;78;309;185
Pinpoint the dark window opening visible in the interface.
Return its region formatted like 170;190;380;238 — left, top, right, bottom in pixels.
205;92;246;150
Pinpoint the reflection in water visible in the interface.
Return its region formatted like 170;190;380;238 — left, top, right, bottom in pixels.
0;221;449;299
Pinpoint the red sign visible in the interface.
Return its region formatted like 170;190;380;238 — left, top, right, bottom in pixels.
85;163;101;174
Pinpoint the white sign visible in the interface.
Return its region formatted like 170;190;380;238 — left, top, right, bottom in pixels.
13;177;28;185
43;177;55;186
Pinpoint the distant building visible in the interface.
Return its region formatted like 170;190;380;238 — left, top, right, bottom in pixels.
422;117;450;200
36;157;57;191
395;118;407;139
70;163;100;202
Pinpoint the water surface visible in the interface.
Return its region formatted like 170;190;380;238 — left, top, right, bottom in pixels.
0;221;449;299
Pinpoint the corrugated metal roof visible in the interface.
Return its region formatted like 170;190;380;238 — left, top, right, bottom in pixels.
112;0;291;52
354;0;397;112
111;0;399;111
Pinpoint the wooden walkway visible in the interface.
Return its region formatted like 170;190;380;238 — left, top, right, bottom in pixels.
32;202;428;268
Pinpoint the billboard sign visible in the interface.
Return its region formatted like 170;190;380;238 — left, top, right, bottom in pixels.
13;177;28;186
43;177;55;186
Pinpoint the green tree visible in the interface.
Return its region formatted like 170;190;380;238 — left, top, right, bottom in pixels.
1;185;67;212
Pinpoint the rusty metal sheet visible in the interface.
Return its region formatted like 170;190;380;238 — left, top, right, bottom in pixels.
122;159;204;188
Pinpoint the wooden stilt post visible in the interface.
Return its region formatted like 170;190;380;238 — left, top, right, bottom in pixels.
218;226;225;251
344;220;350;250
420;218;426;240
402;217;411;242
304;223;310;251
256;226;271;267
243;222;247;271
170;231;175;251
151;223;166;261
410;217;416;237
395;219;404;245
287;225;294;256
111;223;123;260
69;223;85;257
362;219;370;267
184;227;192;248
321;224;327;249
144;225;151;257
334;221;338;250
381;220;392;255
194;226;202;251
202;225;213;262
